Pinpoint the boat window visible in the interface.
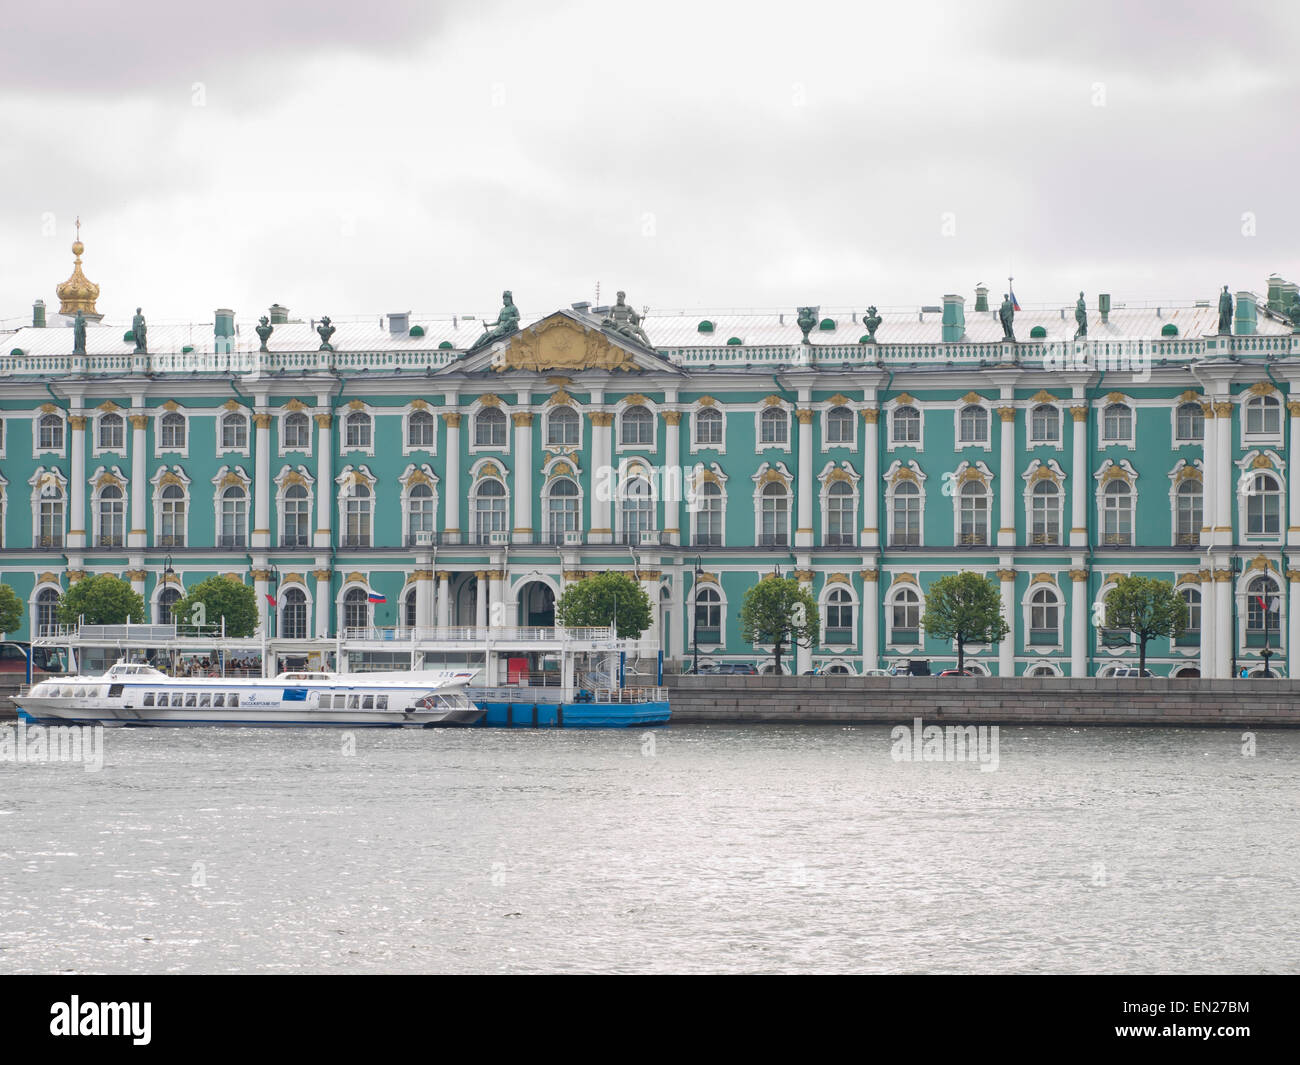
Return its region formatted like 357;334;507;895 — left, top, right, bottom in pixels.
348;694;360;709
158;693;171;707
143;693;155;707
362;694;374;709
199;693;211;707
376;695;388;710
186;693;197;707
228;693;239;707
213;694;225;707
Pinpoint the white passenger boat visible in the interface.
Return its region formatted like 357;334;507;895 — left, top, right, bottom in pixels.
16;661;484;728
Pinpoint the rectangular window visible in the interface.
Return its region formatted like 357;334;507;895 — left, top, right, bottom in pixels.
376;695;388;710
143;692;155;707
199;693;211;707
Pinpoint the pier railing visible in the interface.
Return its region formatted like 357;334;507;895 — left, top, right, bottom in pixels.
340;625;616;643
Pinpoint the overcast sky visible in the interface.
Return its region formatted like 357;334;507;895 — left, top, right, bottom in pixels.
3;0;1298;327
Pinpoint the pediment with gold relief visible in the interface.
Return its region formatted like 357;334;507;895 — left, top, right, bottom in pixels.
447;311;681;377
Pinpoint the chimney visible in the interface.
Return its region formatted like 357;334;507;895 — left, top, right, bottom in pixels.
1098;293;1110;323
215;308;235;354
1234;291;1257;336
1267;275;1285;311
387;311;410;335
974;285;989;313
571;301;592;314
33;299;46;328
269;303;289;325
941;294;966;342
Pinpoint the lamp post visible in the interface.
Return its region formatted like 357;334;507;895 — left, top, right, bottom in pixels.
1230;555;1242;678
1261;586;1274;679
692;556;703;675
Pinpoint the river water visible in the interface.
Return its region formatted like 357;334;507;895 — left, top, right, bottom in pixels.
1;723;1296;974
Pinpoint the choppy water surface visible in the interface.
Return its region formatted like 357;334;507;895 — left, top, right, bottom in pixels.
1;724;1297;973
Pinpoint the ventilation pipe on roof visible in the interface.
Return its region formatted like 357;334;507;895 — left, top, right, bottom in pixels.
387;312;410;334
269;304;289;325
571;301;591;314
215;308;235;355
1234;291;1257;336
942;294;965;342
33;299;45;328
1098;294;1110;323
974;285;989;313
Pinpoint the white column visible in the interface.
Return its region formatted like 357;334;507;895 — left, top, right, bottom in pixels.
443;412;461;544
590;412;612;544
1201;404;1217;545
314;568;331;639
475;571;488;627
415;571;432;629
641;572;659;651
512;412;533;544
1200;570;1216;678
436;571;451;627
128;558;146;604
795;409;814;548
668;566;684;660
1289;401;1300;545
1215;401;1232;545
314;413;333;549
795;570;813;674
1069;405;1087;547
997;406;1015;547
663;412;681;546
69;413;87;549
998;567;1016;676
1070;569;1087;677
129;411;148;548
861;570;879;670
489;569;505;627
1215;572;1232;678
861;410;880;548
253;411;272;549
253;568;269;636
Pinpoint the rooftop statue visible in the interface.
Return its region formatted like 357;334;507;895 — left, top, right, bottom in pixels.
797;306;817;343
256;316;274;353
73;310;86;355
317;316;336;351
132;307;147;354
863;305;882;341
1074;291;1087;340
999;294;1016;343
602;290;653;347
474;290;521;349
1218;286;1233;334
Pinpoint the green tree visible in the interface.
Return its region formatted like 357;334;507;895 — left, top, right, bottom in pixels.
920;571;1010;674
170;575;260;638
56;573;146;626
1104;575;1187;676
555;572;652;639
0;583;23;636
738;575;819;675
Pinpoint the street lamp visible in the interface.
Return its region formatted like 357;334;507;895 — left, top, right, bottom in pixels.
692;555;703;675
1230;555;1242;678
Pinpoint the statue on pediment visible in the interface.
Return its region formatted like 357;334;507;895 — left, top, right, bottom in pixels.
602;290;652;348
473;290;521;350
73;310;86;355
999;294;1016;343
1218;286;1233;334
797;306;818;343
317;316;336;351
132;307;148;353
863;305;881;341
1074;291;1087;339
256;316;274;352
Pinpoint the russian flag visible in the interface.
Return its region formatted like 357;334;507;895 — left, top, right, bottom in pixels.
1010;289;1021;312
265;592;277;607
368;589;387;604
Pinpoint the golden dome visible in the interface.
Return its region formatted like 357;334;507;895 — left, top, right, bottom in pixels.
56;220;100;316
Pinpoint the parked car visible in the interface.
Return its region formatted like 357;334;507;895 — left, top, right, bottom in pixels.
861;668;892;677
937;669;975;677
689;662;758;675
1111;667;1157;678
888;659;931;677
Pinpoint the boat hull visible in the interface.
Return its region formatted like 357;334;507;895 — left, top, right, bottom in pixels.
15;701;483;728
476;699;670;729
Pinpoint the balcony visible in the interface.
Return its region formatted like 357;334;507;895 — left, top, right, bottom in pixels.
890;533;921;547
757;533;789;547
1031;532;1059;545
340;534;371;548
37;535;64;549
217;534;247;548
693;533;722;547
405;532;438;547
1102;533;1132;546
280;534;309;548
157;534;185;548
97;534;124;548
823;533;855;546
1176;532;1200;546
958;532;987;546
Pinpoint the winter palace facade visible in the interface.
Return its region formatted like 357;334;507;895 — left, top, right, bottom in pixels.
4;239;1300;678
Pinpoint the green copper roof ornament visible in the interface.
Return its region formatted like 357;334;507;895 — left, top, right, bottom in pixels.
72;310;86;355
131;307;148;354
1218;286;1233;334
602;290;653;348
470;290;521;352
1074;291;1087;340
862;305;881;342
796;306;817;344
998;293;1016;343
256;316;274;352
317;315;336;351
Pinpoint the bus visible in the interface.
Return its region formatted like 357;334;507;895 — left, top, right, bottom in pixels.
0;641;70;677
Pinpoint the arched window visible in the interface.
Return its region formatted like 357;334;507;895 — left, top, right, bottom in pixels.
826;406;853;445
344;483;372;546
160;411;187;450
283;412;310;450
38;414;64;451
759;407;788;446
403;587;418;629
475;407;507;447
959;405;988;445
759;482;789;546
97;484;124;547
695;407;723;446
546;478;579;543
621;477;654;543
281;587;308;639
37;482;64;547
826;587;854;641
157;586;181;625
892;406;920;444
342;587;369;632
1031;480;1060;544
1245;395;1281;436
219;485;247;547
547;406;579;447
695;480;723;546
1175;480;1202;544
221;412;248;450
693;585;721;641
1178;587;1201;646
825;480;855;545
407;482;434;544
282;483;309;547
891;586;921;642
345;411;372;450
35;587;60;635
98;413;124;451
1176;402;1204;442
890;479;922;547
1246;575;1280;634
159;484;186;547
1029;587;1059;642
1102;403;1132;442
1030;405;1059;443
407;409;435;449
472;479;507;542
1102;480;1132;545
958;481;988;545
621;405;653;446
1246;472;1281;535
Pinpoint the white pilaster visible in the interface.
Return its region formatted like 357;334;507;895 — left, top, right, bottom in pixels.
861;410;880;548
1069;404;1087;547
512;410;533;544
998;567;1015;676
663;411;681;546
590;411;612;544
1200;571;1216;678
1215;574;1232;678
862;570;879;670
997;406;1015;547
795;409;814;548
1289;401;1300;546
1214;401;1232;545
436;572;451;627
314;412;333;549
253;410;271;549
415;571;432;629
129;411;147;548
476;571;488;627
443;411;461;544
69;412;86;549
1070;568;1087;677
315;568;331;639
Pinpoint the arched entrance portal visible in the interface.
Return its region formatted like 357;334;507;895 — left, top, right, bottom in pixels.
518;581;556;627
